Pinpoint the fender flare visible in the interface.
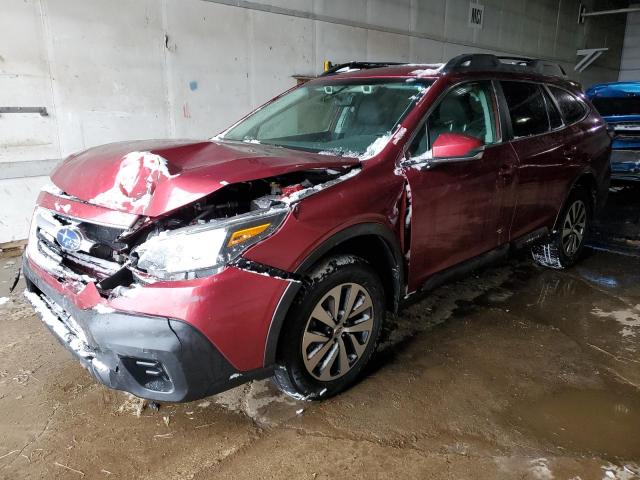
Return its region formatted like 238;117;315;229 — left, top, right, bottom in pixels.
262;222;404;366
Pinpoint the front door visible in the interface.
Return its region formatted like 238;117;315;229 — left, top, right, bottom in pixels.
402;80;518;291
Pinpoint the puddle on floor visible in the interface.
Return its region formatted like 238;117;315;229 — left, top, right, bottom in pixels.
509;387;640;461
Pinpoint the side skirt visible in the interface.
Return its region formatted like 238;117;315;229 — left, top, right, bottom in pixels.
401;227;550;309
421;244;510;292
510;227;549;250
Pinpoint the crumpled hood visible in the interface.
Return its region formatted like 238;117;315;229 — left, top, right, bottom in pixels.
50;139;359;217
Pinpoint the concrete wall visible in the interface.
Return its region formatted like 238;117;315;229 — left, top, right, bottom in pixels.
0;0;629;242
619;5;640;81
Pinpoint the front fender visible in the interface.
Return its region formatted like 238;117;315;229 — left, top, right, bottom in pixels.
260;222;404;367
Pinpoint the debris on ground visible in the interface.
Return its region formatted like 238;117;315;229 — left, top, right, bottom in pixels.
116;393;148;417
0;450;19;461
53;461;85;477
12;369;34;386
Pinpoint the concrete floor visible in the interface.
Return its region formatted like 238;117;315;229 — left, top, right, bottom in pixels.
1;242;639;478
591;186;640;256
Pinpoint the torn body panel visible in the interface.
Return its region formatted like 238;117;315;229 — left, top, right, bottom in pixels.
242;161;406;274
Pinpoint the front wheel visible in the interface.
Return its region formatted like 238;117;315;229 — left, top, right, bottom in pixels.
272;255;384;400
531;188;591;269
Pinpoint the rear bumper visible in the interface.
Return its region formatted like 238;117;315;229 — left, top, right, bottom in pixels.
22;257;272;402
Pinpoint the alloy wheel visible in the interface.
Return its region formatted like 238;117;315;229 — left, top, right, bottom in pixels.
301;282;374;381
561;199;587;256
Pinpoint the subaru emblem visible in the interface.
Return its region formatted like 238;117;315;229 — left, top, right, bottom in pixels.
56;227;83;252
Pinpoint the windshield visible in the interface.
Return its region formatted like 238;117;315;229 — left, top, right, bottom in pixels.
222;80;431;157
591;96;640;117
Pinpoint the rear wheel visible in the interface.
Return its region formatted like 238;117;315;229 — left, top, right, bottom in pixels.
273;255;384;400
531;188;591;269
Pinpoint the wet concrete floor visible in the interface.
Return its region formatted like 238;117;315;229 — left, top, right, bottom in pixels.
590;185;640;255
0;248;639;479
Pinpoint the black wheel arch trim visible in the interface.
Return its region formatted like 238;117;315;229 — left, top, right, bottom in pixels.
552;169;600;230
262;222;404;367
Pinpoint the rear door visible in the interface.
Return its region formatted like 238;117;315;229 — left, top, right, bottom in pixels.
501;81;570;238
402;80;518;290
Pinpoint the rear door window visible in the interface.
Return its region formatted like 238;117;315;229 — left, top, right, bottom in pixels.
501;81;550;138
548;86;586;124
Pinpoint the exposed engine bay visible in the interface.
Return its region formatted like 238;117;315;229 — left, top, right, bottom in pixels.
29;167;356;296
125;167;345;238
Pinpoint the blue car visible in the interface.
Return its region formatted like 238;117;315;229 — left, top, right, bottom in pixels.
586;81;640;183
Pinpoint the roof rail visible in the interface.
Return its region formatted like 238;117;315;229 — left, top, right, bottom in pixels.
442;54;567;78
320;61;403;76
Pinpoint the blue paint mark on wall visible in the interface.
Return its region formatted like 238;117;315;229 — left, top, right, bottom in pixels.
189;80;198;91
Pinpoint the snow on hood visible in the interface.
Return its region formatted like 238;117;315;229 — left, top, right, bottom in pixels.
49;139;360;217
91;151;175;212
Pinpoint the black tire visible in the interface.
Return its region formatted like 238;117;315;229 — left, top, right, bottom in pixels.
531;187;592;269
272;255;385;400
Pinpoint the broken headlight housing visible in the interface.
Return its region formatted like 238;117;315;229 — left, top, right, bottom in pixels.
133;209;288;281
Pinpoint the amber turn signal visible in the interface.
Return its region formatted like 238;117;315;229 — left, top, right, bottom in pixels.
227;223;271;247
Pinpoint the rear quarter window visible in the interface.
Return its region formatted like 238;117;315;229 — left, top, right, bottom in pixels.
501;81;550;138
548;86;586;124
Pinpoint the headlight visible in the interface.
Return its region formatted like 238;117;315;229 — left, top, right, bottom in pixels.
133;209;287;280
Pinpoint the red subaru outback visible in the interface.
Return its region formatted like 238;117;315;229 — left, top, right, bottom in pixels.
22;54;610;402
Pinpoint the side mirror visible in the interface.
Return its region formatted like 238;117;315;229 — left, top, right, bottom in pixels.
432;133;484;158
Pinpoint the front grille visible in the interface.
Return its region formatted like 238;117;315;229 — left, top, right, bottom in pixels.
31;208;127;282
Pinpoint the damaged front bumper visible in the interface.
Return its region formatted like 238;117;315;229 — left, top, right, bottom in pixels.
22;257;273;402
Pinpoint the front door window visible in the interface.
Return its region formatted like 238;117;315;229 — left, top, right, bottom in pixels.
409;81;499;160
